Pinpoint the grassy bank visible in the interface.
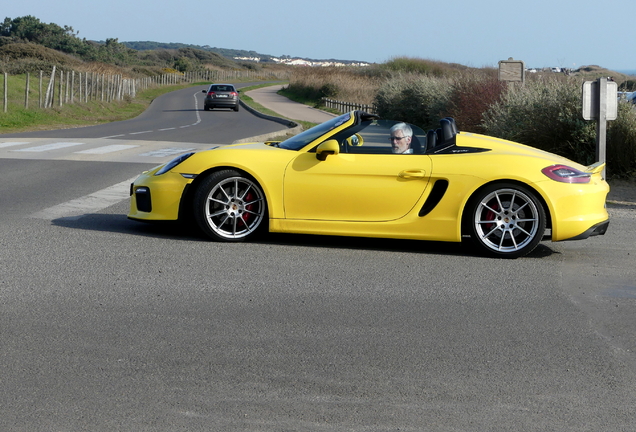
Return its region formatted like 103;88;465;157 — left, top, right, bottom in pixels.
0;79;205;134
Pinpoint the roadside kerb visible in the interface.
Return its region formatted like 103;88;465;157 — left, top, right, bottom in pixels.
233;100;303;144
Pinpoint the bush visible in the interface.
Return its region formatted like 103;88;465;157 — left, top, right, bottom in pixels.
379;56;469;77
287;66;379;105
374;73;453;130
446;71;505;134
482;76;597;164
607;102;636;177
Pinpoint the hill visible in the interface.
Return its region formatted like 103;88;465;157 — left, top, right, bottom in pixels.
121;41;369;65
121;41;279;62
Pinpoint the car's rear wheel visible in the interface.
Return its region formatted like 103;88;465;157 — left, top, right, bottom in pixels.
233;104;239;112
467;183;545;258
193;170;267;241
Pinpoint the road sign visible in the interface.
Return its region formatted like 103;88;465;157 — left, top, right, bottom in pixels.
582;79;618;120
498;58;525;82
582;77;618;178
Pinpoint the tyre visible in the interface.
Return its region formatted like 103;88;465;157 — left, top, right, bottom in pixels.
233;104;240;112
193;170;267;241
203;105;209;111
466;183;546;258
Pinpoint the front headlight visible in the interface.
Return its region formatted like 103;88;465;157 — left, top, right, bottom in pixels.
155;152;195;176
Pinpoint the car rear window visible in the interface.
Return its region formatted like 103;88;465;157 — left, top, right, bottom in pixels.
210;85;233;92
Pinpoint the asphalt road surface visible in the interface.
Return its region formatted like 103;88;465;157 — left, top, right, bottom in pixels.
1;87;635;431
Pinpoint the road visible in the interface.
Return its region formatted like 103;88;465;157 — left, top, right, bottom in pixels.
1;86;635;431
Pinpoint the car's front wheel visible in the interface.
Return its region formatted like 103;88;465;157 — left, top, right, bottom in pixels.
193;170;267;241
466;183;546;258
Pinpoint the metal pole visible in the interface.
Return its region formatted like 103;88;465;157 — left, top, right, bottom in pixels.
596;77;607;178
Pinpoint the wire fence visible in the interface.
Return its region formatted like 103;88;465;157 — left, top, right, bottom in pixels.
1;68;290;113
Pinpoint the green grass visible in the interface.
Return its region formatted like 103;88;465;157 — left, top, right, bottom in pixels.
0;77;208;134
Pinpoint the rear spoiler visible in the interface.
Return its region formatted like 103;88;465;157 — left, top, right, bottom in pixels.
585;161;605;174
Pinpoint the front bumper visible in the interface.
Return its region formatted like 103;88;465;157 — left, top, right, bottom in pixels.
128;169;192;221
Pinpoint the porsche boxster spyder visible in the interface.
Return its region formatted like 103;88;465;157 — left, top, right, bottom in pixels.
128;111;609;258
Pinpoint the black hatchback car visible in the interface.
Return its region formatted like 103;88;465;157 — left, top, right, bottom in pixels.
202;84;240;111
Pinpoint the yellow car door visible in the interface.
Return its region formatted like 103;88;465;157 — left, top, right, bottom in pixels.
283;151;432;222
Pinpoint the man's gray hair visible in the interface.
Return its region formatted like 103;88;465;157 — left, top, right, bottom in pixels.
390;122;412;137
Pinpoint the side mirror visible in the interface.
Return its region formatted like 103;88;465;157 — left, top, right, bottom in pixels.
202;90;207;93
316;140;340;161
346;133;364;147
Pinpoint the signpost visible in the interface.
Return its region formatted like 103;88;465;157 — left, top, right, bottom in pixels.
498;58;525;83
582;77;617;178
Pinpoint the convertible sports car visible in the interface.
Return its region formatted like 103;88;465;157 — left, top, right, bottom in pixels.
128;111;609;258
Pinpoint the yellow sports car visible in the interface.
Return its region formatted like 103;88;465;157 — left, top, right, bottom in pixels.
128;111;609;258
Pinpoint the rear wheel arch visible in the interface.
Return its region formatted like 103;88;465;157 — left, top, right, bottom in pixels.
462;180;551;232
461;180;550;258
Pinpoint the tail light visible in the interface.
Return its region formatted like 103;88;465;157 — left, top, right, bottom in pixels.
207;92;215;96
541;164;591;183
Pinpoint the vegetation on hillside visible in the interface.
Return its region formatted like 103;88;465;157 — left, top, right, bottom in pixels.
285;58;636;178
0;15;272;76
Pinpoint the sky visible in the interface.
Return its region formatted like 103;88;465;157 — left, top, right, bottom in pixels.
4;0;636;71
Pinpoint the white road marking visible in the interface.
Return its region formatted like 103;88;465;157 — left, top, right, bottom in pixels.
30;177;137;221
158;128;176;131
193;91;202;124
13;142;85;152
74;144;139;154
139;148;195;157
0;142;30;148
129;130;153;135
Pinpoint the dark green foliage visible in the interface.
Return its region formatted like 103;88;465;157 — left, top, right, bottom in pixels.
607;103;636;176
374;75;452;130
619;80;636;91
286;82;339;102
0;15;245;72
482;78;597;163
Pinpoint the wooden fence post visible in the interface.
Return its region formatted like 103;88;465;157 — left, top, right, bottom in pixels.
25;72;30;109
58;70;62;107
3;73;7;113
44;66;56;108
71;71;75;103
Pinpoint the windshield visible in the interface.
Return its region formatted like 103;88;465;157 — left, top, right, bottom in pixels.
279;113;352;151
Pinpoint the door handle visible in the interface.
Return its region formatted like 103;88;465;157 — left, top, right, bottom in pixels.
398;170;427;179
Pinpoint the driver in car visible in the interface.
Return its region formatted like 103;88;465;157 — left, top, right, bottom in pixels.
389;123;413;154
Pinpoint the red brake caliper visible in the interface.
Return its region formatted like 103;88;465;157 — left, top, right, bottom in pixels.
241;191;255;227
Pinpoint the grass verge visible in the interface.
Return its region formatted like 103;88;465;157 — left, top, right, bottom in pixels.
0;82;207;134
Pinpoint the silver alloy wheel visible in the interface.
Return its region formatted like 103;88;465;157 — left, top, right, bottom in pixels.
473;187;541;254
203;176;265;240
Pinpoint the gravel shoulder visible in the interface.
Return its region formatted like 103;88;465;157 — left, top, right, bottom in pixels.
607;178;636;206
